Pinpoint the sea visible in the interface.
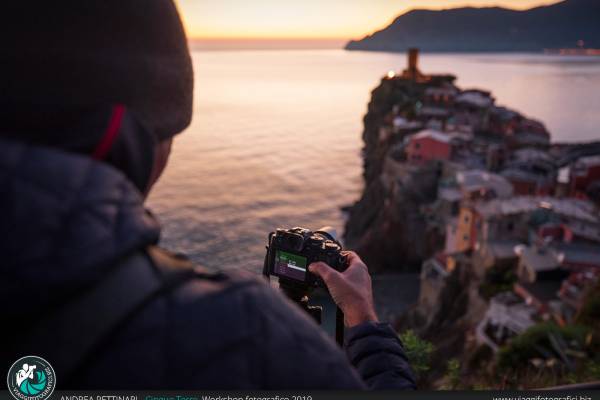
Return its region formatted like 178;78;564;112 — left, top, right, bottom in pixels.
148;48;600;276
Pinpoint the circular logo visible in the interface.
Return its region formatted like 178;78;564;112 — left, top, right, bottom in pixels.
7;356;56;400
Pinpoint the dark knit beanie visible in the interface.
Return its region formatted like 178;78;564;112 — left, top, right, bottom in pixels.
0;0;193;141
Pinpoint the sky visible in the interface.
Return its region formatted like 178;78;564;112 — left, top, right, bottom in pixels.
177;0;561;40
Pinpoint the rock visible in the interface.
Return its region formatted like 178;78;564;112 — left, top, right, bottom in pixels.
344;77;448;272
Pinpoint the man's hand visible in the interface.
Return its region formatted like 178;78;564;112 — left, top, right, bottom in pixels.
309;251;378;328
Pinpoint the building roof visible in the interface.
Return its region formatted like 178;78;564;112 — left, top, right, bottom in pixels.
412;129;451;144
512;131;550;146
457;170;513;198
447;131;474;142
456;91;494;108
474;196;598;223
485;240;522;260
574;154;600;168
517;281;562;304
417;106;451;118
512;148;554;164
438;187;462;202
393;116;423;130
566;220;600;243
425;86;458;97
463;89;492;96
490;106;520;121
521;118;547;131
501;168;554;185
554;243;600;268
516;244;561;272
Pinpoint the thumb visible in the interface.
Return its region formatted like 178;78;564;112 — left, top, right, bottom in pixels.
309;261;341;286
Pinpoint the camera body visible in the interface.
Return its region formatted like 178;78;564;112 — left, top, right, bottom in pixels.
264;227;346;289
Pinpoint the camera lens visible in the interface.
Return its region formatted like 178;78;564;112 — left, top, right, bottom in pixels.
316;226;338;242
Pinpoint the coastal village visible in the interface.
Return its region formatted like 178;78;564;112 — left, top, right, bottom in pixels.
345;49;600;387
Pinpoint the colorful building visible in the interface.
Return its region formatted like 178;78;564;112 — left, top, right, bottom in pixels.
570;155;600;198
406;129;452;165
452;196;600;253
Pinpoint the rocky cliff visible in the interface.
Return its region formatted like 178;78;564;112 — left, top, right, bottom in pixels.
344;75;453;272
346;63;600;388
398;255;490;386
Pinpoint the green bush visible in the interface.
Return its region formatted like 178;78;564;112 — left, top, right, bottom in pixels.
586;360;600;379
399;330;435;379
443;359;461;390
497;322;590;371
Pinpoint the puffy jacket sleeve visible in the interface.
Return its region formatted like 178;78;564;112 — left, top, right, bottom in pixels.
254;284;366;389
344;322;416;390
251;283;415;390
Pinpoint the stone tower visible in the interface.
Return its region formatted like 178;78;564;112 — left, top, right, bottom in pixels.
402;48;427;82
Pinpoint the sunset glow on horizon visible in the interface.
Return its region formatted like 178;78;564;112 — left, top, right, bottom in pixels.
177;0;561;40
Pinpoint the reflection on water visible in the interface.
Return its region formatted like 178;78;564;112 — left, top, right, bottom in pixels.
148;50;600;271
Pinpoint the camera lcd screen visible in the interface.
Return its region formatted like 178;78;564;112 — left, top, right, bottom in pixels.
274;250;307;281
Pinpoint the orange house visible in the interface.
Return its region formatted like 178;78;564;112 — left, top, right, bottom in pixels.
455;206;479;252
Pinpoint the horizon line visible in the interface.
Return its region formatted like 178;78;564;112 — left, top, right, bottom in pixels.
182;0;563;42
188;37;351;41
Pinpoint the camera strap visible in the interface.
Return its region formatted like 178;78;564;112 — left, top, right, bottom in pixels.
18;246;227;385
265;232;344;346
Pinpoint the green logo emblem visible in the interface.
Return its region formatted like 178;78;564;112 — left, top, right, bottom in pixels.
7;356;56;400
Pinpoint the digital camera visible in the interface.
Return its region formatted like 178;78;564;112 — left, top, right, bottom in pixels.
264;226;346;289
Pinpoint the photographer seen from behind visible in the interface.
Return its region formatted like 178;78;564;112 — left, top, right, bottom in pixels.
0;1;415;390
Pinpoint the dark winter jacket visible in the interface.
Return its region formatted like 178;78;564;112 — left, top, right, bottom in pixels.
0;138;416;390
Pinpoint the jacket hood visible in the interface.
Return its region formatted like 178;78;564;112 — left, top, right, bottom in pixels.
0;1;193;141
0;105;157;193
0;139;161;317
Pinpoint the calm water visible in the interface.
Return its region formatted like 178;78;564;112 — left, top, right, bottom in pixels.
148;50;600;271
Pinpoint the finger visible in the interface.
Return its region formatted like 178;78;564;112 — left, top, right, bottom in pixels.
342;251;367;270
342;250;362;264
309;261;341;285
